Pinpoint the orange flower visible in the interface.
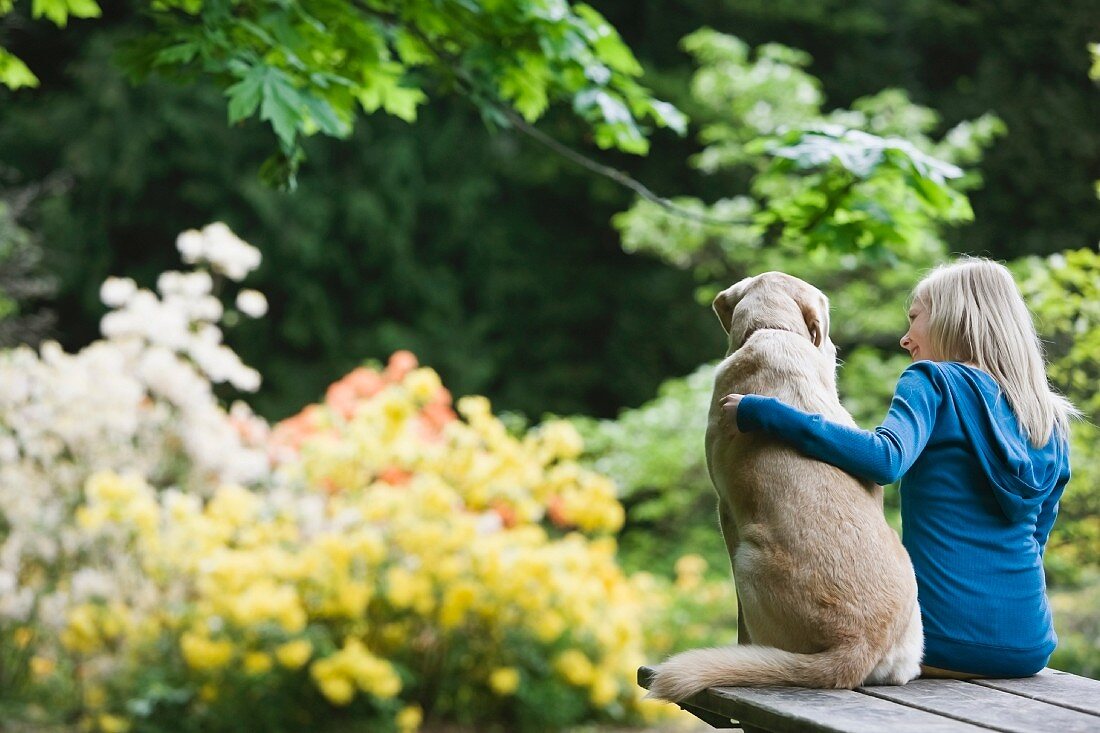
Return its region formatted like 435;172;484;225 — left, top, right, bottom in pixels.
378;467;412;486
493;502;518;529
325;382;360;420
418;404;457;440
547;496;570;528
385;350;419;381
343;367;385;399
270;404;326;454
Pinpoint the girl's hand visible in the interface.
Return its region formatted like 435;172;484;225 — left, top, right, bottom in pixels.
721;393;744;434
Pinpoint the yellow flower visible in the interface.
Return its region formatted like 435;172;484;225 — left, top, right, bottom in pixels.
439;582;477;629
227;581;307;633
489;667;520;696
456;395;491;421
379;622;407;648
385;566;434;613
396;704;423;733
635;695;672;722
244;652;273;675
13;626;33;649
314;671;355;706
29;655;55;679
199;683;219;702
275;639;313;669
555;649;594;686
312;640;402;704
84;685;107;710
532;611;565;642
60;604;100;653
206;484;261;527
537;420;584;460
335;582;372;617
180;632;234;671
404;368;442;403
85;471;143;503
97;714;131;733
378;388;414;431
589;673;619;706
675;553;708;591
348;651;401;699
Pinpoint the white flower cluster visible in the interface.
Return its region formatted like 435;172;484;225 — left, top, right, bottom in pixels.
100;244;262;393
176;222;262;282
0;224;272;629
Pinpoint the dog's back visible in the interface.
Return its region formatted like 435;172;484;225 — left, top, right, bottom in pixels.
711;331;914;650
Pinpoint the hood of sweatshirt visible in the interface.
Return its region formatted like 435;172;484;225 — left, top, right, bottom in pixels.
937;361;1069;523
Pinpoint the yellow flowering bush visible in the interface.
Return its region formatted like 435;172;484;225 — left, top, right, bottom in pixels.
270;352;647;728
14;351;679;732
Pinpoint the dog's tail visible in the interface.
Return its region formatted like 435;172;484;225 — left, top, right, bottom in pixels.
646;641;878;702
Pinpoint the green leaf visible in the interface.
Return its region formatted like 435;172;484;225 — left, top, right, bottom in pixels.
594;36;643;76
356;63;426;123
911;174;952;211
648;100;688;136
31;0;100;27
258;148;304;192
66;0;99;18
382;85;426;123
301;93;349;137
225;67;265;124
260;71;304;149
236;18;276;47
153;42;199;67
499;65;549;122
393;30;433;66
0;48;39;89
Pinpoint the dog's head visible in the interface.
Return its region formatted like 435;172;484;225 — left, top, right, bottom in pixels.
713;272;833;355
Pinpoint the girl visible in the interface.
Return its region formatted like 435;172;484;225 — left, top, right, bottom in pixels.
721;258;1074;678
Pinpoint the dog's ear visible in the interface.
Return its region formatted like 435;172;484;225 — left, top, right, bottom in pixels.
712;279;749;335
800;290;831;348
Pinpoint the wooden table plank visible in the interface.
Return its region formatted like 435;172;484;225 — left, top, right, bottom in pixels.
857;678;1100;733
970;668;1100;716
704;687;995;733
639;667;992;732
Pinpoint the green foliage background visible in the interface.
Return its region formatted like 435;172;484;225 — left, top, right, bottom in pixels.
1;0;1098;693
1;0;1098;421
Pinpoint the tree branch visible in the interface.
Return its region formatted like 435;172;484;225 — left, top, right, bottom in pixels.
359;4;754;229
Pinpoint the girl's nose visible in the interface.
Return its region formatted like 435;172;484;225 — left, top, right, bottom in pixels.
900;333;911;348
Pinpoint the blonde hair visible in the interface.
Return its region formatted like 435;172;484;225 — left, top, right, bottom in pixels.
911;257;1077;447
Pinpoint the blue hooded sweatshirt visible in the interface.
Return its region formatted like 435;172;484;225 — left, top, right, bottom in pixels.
737;360;1070;676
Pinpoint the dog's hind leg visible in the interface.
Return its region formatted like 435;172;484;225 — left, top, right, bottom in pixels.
864;601;923;685
718;497;752;645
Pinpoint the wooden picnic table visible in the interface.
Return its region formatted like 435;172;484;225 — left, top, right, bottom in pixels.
637;665;1100;732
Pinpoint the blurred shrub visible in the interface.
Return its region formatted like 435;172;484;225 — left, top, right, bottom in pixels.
1015;249;1100;588
0;225;271;726
1051;577;1100;679
637;555;738;659
0;225;698;732
572;365;724;577
0;198;57;347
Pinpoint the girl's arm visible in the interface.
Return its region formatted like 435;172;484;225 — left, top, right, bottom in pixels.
735;361;946;486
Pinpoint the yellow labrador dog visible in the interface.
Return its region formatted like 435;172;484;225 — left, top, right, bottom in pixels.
648;272;922;701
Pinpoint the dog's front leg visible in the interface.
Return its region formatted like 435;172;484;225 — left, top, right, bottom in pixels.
718;497;752;645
